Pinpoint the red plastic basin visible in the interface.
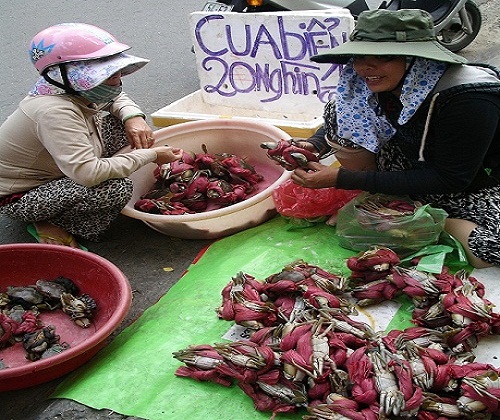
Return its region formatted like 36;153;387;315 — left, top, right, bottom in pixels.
0;243;132;391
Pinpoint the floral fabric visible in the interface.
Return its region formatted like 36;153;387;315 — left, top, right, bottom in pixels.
335;57;447;152
29;52;148;96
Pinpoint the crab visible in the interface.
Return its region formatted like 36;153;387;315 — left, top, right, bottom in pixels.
23;325;60;361
35;279;67;308
52;276;80;295
260;139;319;170
40;342;71;359
6;286;45;309
0;292;10;308
368;348;406;417
3;305;39;337
60;292;97;328
33;276;78;304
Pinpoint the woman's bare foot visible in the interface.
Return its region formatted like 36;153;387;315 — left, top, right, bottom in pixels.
34;221;80;248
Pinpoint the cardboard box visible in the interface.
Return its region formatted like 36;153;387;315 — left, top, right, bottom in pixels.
151;89;323;139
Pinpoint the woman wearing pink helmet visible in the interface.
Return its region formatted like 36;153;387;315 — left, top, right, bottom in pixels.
0;23;183;248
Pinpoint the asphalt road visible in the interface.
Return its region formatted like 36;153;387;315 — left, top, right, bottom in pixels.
0;0;499;419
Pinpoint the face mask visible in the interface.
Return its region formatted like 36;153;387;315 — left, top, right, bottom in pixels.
79;84;123;104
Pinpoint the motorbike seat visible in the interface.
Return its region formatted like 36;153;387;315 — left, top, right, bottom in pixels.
381;0;462;25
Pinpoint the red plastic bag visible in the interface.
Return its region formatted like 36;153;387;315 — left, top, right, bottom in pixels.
272;179;360;219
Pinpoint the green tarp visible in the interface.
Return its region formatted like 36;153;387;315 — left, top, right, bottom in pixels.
51;216;430;419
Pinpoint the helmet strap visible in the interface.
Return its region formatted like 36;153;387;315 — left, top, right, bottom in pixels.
42;64;77;94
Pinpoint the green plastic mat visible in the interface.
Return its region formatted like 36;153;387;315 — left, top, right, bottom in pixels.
51;216;417;419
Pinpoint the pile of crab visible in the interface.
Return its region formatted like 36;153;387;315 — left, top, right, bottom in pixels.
0;276;96;365
134;145;265;215
173;247;500;419
260;139;319;170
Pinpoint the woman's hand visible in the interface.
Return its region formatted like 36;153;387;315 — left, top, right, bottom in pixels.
124;116;155;149
291;161;340;189
153;146;184;165
291;140;318;153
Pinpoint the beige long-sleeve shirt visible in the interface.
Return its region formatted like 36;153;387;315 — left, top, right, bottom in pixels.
0;93;157;196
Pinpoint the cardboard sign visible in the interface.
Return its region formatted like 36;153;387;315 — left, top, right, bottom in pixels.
190;10;354;115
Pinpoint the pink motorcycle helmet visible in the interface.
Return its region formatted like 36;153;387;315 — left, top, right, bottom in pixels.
30;23;130;74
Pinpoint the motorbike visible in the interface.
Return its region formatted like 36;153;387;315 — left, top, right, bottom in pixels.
202;0;482;52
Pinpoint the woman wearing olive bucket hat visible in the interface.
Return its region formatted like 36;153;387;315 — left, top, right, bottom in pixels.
291;9;500;268
0;23;183;248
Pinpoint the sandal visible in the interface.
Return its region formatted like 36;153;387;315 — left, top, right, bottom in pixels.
27;224;88;251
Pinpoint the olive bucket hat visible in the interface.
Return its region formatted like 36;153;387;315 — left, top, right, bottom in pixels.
311;9;467;64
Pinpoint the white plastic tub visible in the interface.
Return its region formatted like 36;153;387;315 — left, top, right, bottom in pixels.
121;119;292;239
151;90;323;139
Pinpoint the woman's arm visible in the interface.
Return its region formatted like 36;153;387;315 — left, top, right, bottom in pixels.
293;94;500;194
109;92;154;149
38;103;157;187
337;94;500;195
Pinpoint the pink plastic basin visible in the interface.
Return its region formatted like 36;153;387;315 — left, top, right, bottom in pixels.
0;243;132;391
121;118;292;239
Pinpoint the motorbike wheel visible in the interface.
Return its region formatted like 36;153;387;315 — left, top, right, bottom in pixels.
437;0;482;52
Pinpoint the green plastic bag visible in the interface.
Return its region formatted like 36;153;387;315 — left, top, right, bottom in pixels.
335;193;448;254
401;231;470;273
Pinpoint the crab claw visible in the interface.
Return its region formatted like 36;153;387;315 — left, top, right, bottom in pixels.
289;152;310;168
260;141;278;150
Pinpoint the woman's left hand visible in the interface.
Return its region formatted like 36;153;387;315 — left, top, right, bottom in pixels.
124;116;155;149
291;161;340;189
